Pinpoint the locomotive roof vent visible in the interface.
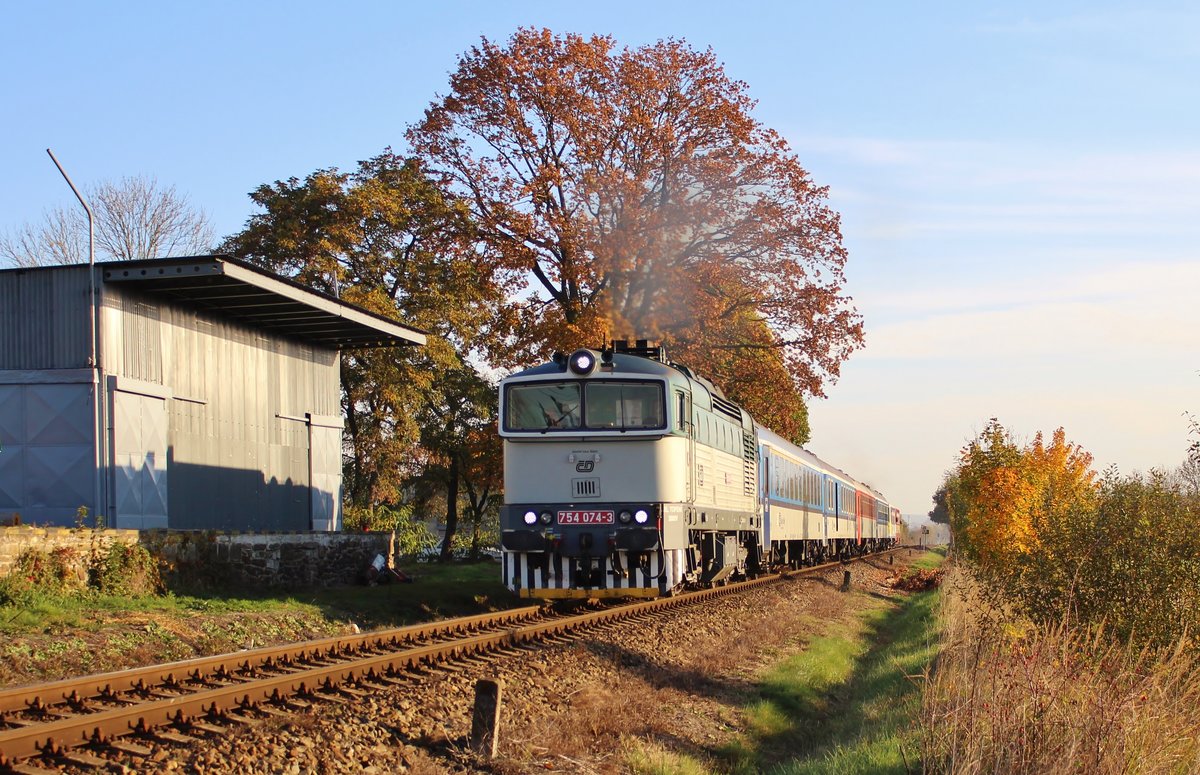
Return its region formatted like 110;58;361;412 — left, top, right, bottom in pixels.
612;338;668;363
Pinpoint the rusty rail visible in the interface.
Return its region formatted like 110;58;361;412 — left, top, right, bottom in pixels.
0;605;545;716
0;551;892;769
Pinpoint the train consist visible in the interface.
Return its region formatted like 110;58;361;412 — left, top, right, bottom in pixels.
499;341;900;599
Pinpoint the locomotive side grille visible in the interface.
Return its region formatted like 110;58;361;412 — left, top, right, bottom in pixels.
572;478;601;498
712;395;743;421
743;432;756;495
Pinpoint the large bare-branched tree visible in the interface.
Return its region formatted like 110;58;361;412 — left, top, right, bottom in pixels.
408;28;865;442
0;175;214;267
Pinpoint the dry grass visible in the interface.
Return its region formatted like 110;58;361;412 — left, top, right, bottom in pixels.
921;567;1200;774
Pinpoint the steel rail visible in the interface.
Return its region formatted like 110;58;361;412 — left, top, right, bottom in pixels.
0;550;895;767
0;605;545;716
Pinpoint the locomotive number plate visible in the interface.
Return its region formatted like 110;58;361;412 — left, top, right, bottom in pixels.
557;510;614;525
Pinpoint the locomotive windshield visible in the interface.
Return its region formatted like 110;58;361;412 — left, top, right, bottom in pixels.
583;382;664;429
505;380;665;431
507;383;582;429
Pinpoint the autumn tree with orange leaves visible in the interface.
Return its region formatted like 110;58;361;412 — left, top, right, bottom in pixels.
409;28;863;443
946;419;1097;570
938;419;1200;643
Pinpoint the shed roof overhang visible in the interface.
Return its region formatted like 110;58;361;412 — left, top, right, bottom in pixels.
100;255;427;349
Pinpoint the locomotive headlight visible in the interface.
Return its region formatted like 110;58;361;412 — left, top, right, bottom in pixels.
568;349;597;375
523;510;538;525
539;511;554;525
618;510;633;524
634;509;650;524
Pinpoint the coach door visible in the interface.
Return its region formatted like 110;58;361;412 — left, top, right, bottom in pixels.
761;447;771;546
824;477;835;540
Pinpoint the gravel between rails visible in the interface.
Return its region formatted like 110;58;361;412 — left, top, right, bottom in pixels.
59;552;923;774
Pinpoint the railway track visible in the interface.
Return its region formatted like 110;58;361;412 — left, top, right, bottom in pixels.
0;552;894;773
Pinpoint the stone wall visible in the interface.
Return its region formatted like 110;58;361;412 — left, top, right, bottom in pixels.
0;526;140;582
0;527;395;590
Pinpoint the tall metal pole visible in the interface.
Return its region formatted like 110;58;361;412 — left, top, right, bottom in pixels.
46;148;96;366
46;149;105;525
45;149;94;270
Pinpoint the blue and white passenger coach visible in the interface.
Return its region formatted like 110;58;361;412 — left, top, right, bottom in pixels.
499;341;760;598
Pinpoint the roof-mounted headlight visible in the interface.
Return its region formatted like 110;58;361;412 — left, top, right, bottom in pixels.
568;349;597;376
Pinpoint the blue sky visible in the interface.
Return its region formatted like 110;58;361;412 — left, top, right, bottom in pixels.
4;1;1198;517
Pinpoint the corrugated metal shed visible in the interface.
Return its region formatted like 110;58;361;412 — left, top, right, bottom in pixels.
0;265;93;369
100;256;426;349
0;255;423;531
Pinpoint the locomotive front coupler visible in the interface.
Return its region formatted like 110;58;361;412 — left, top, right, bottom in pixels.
607;540;627;578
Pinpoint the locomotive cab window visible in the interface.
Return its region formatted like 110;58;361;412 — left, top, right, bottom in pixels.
506;382;582;429
585;382;665;430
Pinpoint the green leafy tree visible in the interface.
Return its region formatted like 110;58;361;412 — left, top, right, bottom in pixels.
928;478;954;525
407;364;501;560
222;152;511;523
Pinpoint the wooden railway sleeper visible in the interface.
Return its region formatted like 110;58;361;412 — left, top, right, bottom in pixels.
52;749;109;770
144;729;199;746
182;719;226;737
252;704;291;718
375;671;417;685
4;762;62;775
107;738;153;757
0;717;35;729
221;710;261;728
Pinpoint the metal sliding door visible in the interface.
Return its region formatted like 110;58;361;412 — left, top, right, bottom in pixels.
112;389;168;529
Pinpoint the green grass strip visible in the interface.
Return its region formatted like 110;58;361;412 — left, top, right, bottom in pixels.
727;552;944;775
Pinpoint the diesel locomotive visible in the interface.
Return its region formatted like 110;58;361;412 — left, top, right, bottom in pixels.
498;341;899;599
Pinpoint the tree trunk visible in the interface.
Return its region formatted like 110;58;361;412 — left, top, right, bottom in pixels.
469;514;482;559
439;459;460;561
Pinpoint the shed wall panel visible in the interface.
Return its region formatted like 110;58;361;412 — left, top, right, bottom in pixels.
152;306;338;531
0;382;96;524
0;267;92;370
